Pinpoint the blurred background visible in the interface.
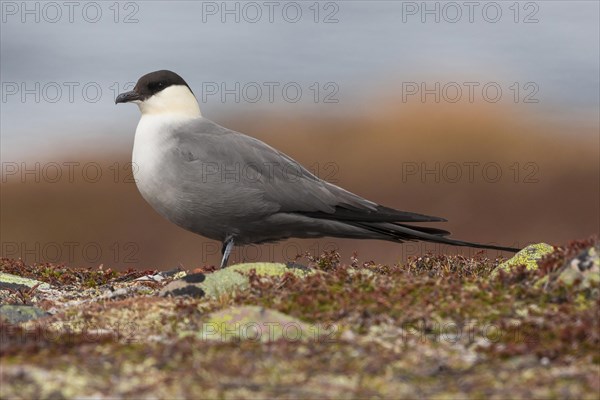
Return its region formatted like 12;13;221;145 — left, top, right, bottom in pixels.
1;1;598;269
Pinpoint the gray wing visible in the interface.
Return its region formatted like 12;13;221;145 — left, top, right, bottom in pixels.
171;118;445;225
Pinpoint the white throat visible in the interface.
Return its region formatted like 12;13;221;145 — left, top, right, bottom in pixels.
137;85;201;118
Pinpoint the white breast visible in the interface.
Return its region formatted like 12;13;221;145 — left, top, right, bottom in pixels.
133;115;167;187
132;114;193;199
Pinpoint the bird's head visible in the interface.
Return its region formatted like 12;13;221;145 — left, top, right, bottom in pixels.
116;70;201;117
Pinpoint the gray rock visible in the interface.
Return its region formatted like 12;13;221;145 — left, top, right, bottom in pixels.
161;262;314;299
557;245;599;288
535;244;600;295
0;305;49;324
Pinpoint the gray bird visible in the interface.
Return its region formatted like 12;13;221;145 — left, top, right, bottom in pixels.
116;70;519;268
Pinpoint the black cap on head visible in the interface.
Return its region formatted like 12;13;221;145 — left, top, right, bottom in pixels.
116;70;192;104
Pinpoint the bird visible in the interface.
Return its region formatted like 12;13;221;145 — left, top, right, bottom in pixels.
116;70;519;268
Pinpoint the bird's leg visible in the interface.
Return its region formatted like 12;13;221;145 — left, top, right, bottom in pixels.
220;236;235;269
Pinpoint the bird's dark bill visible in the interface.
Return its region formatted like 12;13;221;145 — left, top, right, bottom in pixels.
115;90;142;104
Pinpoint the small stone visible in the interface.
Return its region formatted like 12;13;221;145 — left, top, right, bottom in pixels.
181;273;205;283
0;305;49;324
134;274;165;282
169;286;205;298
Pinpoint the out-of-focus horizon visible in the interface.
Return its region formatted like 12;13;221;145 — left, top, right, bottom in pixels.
1;1;599;268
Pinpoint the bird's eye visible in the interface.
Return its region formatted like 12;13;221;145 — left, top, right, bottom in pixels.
150;81;165;91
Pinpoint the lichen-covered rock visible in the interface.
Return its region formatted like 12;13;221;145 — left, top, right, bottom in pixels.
161;262;313;299
0;305;49;324
0;272;51;291
200;305;334;342
493;243;554;275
